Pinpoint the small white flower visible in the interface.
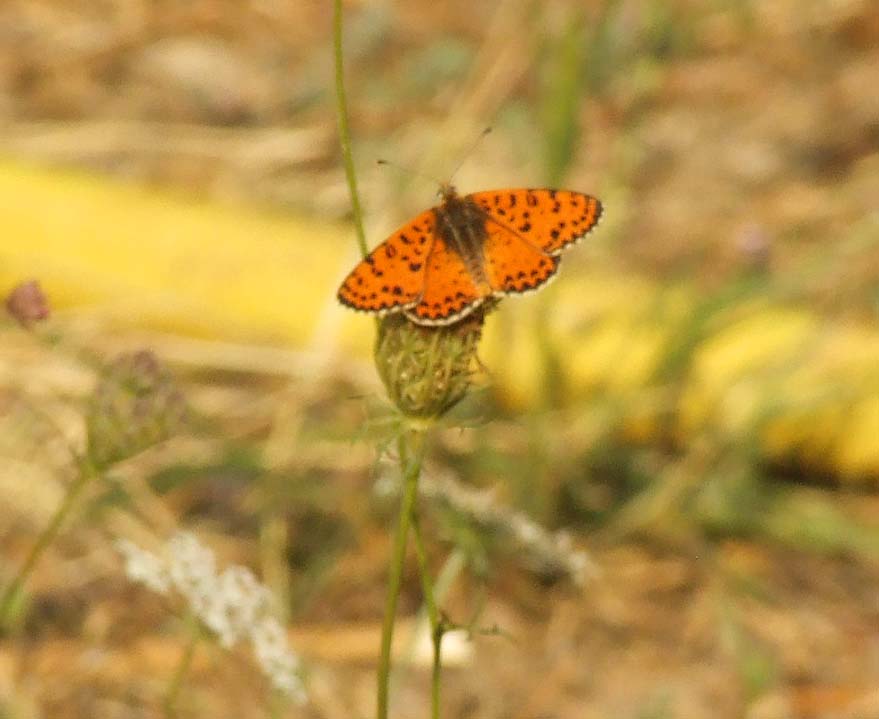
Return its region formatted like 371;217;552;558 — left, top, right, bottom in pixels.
250;617;307;704
412;625;473;668
566;550;592;587
379;467;594;585
373;473;398;498
167;532;217;616
511;515;540;544
115;531;307;704
115;538;170;595
203;566;271;648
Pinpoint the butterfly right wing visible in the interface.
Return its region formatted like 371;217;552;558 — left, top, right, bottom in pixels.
468;189;602;256
480;220;560;296
337;209;436;315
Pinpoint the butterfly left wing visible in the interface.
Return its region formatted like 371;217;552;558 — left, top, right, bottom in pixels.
468;189;602;256
404;235;489;326
337;208;435;315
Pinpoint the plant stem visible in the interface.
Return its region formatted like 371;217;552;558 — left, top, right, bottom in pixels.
411;514;443;719
377;429;426;719
332;0;368;259
0;457;97;629
164;612;201;718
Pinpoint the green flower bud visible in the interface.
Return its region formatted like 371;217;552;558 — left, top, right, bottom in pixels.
86;350;187;469
374;305;493;419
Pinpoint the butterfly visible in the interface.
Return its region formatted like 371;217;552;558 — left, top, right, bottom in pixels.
337;185;603;326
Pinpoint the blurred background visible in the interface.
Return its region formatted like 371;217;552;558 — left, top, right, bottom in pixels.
1;0;879;717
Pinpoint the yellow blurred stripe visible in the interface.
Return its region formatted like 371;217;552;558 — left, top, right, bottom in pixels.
1;161;877;482
0;160;365;345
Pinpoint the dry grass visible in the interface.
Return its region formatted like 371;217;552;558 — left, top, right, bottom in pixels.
1;0;879;717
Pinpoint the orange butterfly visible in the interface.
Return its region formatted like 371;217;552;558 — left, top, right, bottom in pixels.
337;185;603;326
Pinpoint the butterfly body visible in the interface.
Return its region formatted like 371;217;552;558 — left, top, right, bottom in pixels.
433;185;493;294
338;185;602;326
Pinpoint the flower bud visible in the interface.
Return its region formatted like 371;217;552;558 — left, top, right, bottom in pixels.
5;280;50;329
374;305;493;418
86;350;187;468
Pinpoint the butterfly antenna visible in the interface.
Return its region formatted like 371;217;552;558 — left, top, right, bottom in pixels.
376;159;442;186
447;127;492;184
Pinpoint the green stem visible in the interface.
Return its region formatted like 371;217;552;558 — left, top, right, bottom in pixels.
163;612;201;718
377;429;426;719
0;457;97;629
411;515;442;719
332;0;368;259
260;472;290;623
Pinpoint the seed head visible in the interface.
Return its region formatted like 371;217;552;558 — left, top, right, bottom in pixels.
86;350;187;468
374;305;493;418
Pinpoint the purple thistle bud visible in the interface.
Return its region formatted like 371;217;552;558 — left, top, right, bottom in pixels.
5;280;50;329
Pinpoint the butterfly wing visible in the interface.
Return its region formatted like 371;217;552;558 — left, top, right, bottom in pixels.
468;189;602;256
404;235;488;326
337;209;436;315
338;188;602;322
481;221;560;295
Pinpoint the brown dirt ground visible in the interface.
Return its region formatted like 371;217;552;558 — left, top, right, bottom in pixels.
2;1;879;717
